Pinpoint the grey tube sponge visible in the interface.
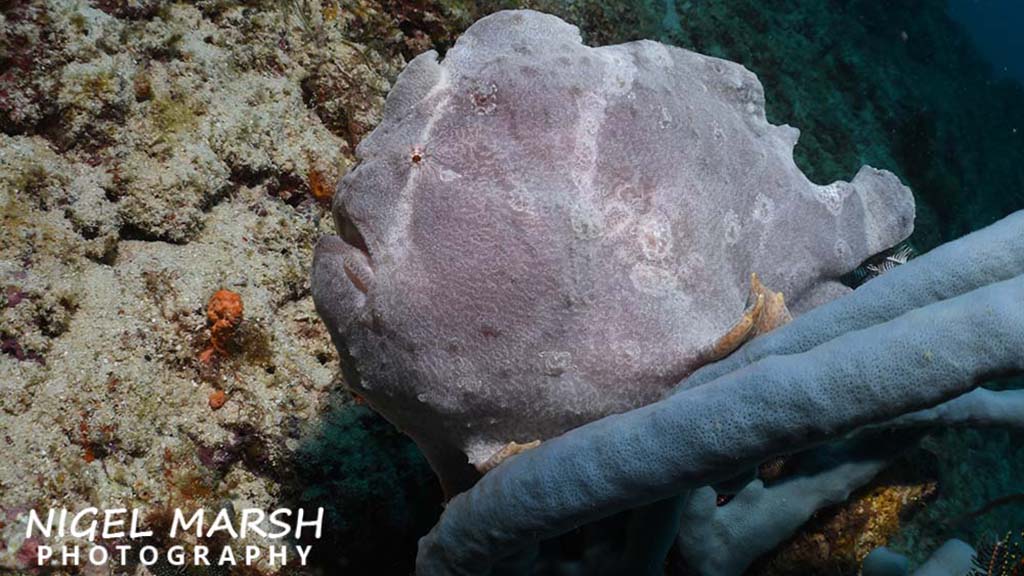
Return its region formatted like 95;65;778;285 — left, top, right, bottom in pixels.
863;540;976;576
675;433;921;576
674;384;1024;576
675;419;1005;576
416;213;1024;573
877;388;1024;430
912;540;976;576
863;547;911;576
675;389;1024;575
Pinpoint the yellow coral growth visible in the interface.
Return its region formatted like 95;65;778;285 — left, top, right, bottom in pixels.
755;479;936;575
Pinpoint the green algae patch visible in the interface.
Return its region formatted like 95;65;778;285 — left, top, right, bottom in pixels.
149;95;202;139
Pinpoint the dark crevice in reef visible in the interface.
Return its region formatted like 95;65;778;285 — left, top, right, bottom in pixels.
227;166;312;209
226;165;274;190
89;245;120;266
1;332;46;365
92;0;163;20
117;222;184;245
199;184;231;214
37;296;77;339
300;76;358;150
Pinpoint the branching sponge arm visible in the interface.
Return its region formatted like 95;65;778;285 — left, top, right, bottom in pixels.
675;433;921;576
872;388;1024;430
417;272;1024;575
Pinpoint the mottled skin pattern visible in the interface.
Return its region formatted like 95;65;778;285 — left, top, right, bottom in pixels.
311;10;914;494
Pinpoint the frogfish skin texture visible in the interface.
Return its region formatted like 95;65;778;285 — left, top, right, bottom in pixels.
311;9;915;493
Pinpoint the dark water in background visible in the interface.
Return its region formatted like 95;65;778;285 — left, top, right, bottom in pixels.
948;0;1024;85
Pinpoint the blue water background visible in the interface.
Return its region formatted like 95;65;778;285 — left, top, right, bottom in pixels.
948;0;1024;85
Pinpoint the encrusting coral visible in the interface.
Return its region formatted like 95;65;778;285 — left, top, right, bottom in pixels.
200;288;244;363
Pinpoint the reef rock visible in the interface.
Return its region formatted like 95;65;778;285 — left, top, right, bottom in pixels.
312;9;914;493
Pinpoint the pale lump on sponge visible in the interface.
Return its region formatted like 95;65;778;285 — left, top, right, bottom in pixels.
311;10;915;495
